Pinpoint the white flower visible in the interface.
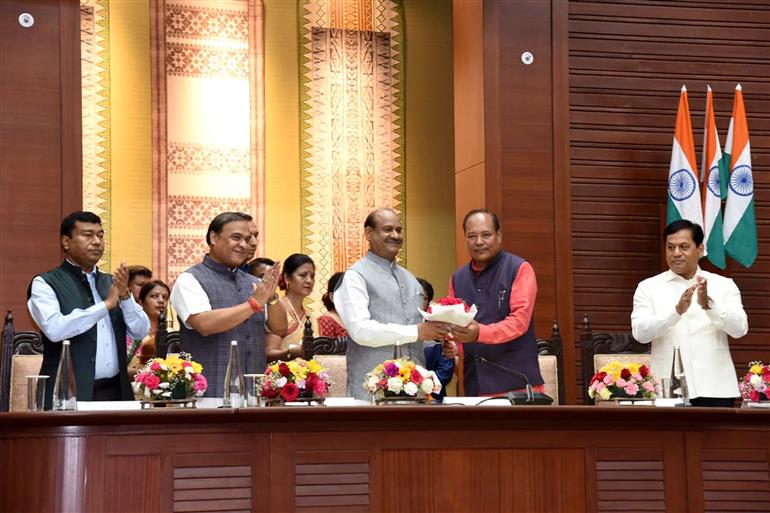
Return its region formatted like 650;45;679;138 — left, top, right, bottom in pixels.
367;375;379;391
276;376;288;388
417;366;431;378
750;374;763;387
161;391;171;398
144;388;151;399
160;364;168;371
387;377;403;394
420;379;434;394
403;382;418;396
159;382;170;389
131;382;140;393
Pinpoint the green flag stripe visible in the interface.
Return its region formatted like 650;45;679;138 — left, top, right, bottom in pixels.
724;198;758;268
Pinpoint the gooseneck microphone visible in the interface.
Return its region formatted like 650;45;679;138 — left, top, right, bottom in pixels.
474;356;553;405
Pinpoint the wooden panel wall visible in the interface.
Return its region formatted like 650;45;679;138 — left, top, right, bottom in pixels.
0;0;81;330
568;0;770;400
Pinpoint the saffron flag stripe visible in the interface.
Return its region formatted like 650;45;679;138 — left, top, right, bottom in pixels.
667;85;703;229
701;85;726;269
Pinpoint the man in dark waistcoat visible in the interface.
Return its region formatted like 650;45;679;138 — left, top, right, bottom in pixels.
170;212;287;397
447;209;544;396
27;211;150;408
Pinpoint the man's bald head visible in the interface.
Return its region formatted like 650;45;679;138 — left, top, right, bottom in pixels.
364;208;398;230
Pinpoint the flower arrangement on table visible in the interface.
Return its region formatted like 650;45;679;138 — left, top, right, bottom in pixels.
587;361;660;401
261;358;332;403
738;361;770;402
420;296;477;327
364;358;441;403
132;352;207;401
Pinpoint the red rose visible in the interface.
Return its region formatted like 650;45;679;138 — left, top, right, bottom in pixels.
305;373;317;389
620;368;632;380
278;362;291;377
639;365;649;378
313;379;327;397
750;390;760;402
262;381;279;399
410;369;424;385
426;306;432;313
280;382;300;402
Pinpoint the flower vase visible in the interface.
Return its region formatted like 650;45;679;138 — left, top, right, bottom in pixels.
374;391;429;406
171;382;188;400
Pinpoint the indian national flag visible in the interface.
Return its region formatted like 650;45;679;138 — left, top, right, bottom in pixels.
700;85;726;269
723;84;757;268
667;86;703;228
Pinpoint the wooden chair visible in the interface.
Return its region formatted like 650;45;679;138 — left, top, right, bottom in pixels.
580;314;650;403
536;320;565;405
0;311;45;412
302;319;348;397
155;313;181;358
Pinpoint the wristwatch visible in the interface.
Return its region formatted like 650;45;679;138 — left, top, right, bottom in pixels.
267;293;280;306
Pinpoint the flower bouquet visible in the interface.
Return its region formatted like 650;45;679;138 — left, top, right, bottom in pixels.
419;296;477;327
132;352;207;407
588;361;660;402
738;361;770;403
261;358;332;405
364;358;441;404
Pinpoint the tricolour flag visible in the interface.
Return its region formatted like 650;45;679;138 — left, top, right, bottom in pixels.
723;84;757;268
667;86;703;228
700;85;726;269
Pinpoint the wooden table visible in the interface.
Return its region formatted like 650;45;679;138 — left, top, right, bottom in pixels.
1;405;769;512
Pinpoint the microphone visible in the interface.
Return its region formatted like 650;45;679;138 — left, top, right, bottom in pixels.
474;356;553;405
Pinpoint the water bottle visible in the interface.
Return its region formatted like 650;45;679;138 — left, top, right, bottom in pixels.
670;346;689;405
53;340;77;411
223;340;245;408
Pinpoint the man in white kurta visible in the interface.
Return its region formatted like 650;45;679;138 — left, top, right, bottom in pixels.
631;220;748;407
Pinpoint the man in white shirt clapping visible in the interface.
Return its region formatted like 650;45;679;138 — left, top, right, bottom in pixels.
631;220;748;407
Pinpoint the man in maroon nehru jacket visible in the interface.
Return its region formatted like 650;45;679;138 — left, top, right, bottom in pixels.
446;209;544;396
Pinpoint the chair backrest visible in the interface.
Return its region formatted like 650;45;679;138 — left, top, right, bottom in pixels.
10;355;43;412
0;310;15;412
580;314;650;403
536;320;564;405
537;355;558;405
3;317;44;413
302;319;348;397
166;331;181;355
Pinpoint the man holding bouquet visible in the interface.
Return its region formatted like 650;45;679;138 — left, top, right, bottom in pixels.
445;209;544;396
335;208;452;399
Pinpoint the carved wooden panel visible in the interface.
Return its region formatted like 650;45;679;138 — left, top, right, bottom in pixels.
294;450;370;512
595;448;666;512
701;448;770;512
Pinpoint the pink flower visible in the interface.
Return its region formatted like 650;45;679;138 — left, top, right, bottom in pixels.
603;375;613;385
594;382;605;392
616;378;627;388
193;374;207;393
624;383;639;396
632;373;643;381
143;374;160;390
642;381;655;392
150;361;161;372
